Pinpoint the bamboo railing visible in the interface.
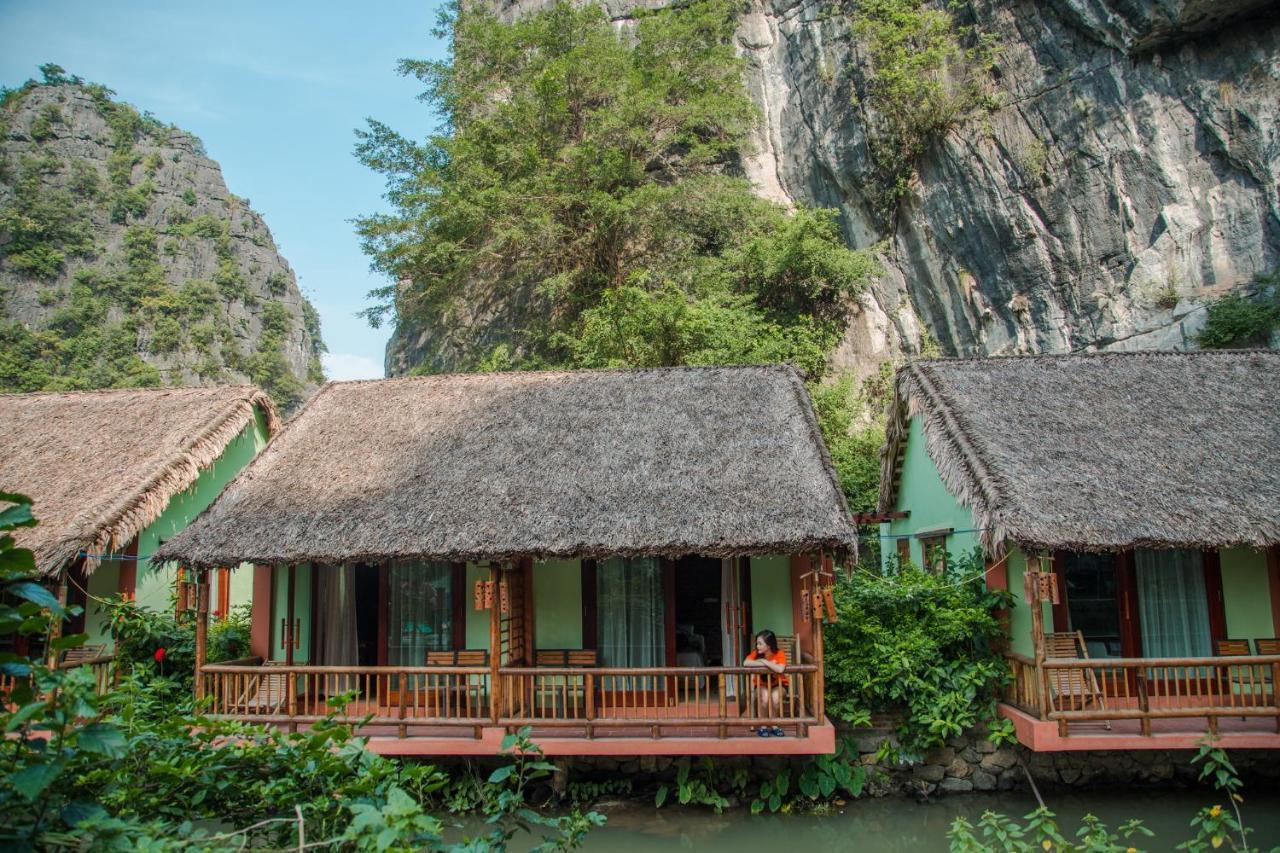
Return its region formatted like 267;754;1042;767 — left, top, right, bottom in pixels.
496;664;821;739
200;663;492;737
1005;652;1280;736
2;654;117;708
199;661;823;740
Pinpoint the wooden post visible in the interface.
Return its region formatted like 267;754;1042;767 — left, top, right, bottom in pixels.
489;563;502;725
717;673;727;739
1028;556;1050;721
1137;670;1151;736
47;573;69;668
585;672;596;740
813;591;825;724
194;568;210;701
398;672;408;739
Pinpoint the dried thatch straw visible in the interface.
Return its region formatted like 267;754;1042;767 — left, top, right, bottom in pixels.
0;386;279;576
156;365;857;568
879;350;1280;554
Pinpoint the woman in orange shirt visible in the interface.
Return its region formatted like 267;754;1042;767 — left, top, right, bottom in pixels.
744;629;788;737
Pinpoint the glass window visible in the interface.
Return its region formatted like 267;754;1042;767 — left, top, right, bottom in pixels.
597;557;664;668
1134;548;1210;658
387;560;453;665
1062;552;1121;657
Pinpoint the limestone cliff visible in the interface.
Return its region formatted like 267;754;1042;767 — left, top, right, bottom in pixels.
0;78;324;407
389;0;1279;379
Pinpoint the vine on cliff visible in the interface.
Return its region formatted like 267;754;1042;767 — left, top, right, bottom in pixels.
849;0;998;227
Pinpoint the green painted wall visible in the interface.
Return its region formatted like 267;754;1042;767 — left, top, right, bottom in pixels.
83;560;122;645
1004;546;1051;657
534;559;582;648
1221;547;1275;641
465;563;491;650
82;410;271;645
881;417;979;571
750;555;793;638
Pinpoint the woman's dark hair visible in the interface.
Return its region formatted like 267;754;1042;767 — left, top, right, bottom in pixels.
754;629;779;654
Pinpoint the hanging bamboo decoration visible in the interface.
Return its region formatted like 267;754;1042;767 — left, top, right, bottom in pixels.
474;580;485;610
483;580;495;610
822;585;838;623
499;580;510;614
800;578;811;623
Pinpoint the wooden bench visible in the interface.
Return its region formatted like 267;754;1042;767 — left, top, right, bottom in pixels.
425;649;489;666
533;649;598;667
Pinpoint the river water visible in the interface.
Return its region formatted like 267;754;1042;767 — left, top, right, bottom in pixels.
570;790;1280;852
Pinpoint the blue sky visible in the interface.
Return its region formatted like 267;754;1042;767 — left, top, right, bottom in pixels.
0;0;448;380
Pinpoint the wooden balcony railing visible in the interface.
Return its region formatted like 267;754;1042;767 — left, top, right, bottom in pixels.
496;665;821;739
200;661;823;740
2;654;117;708
1004;652;1280;736
55;653;118;695
200;663;491;736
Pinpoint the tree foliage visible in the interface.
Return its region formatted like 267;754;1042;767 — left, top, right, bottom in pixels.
823;550;1013;756
1196;275;1279;350
0;494;599;849
356;0;875;377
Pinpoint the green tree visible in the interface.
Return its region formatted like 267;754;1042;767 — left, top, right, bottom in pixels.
356;0;874;378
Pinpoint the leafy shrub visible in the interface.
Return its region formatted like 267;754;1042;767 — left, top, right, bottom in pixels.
823;551;1013;757
1197;284;1279;349
0;495;601;849
850;0;997;224
181;187;197;206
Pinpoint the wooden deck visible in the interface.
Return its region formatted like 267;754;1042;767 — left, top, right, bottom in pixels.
999;701;1280;751
1003;651;1280;751
199;661;833;755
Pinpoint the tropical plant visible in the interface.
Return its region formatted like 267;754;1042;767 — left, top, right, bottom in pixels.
822;549;1013;756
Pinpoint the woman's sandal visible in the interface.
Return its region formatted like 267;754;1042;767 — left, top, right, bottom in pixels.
756;726;772;737
770;726;785;737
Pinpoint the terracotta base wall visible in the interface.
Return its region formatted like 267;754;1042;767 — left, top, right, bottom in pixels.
479;725;1280;801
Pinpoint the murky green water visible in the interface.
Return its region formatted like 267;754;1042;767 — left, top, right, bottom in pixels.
569;791;1280;852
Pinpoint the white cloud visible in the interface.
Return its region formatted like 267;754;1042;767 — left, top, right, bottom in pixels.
321;352;384;382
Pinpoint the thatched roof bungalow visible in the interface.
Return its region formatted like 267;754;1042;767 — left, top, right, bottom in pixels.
876;350;1280;751
156;366;854;755
0;386;279;643
158;365;857;567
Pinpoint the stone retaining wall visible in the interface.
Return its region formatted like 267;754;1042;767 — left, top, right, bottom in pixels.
526;726;1280;801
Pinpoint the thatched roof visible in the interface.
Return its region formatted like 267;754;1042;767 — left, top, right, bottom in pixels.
0;386;280;576
155;365;857;568
879;350;1280;554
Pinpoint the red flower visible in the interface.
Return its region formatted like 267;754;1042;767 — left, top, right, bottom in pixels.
154;647;166;663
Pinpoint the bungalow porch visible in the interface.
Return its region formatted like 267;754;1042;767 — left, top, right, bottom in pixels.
157;366;857;755
195;553;836;755
876;351;1280;752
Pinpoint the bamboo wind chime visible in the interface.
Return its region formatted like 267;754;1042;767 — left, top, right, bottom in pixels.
800;563;839;625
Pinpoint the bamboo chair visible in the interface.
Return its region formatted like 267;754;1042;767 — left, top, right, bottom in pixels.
58;643;107;666
1216;639;1253;718
425;650;490;717
235;660;289;716
1044;631;1110;729
531;650;599;718
1254;639;1278;697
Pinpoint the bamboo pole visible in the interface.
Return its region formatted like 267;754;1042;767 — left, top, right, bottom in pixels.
194;568;210;701
47;573;69;669
489;563;502;725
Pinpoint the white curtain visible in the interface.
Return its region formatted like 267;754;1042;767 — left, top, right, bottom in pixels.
387;560;453;665
313;564;358;666
598;557;664;668
1135;548;1211;658
720;558;740;698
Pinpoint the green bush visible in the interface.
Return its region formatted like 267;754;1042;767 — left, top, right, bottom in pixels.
823;551;1013;757
1197;284;1279;349
850;0;997;223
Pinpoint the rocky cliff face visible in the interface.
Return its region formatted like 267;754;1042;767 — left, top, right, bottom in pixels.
392;0;1279;379
0;80;324;407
